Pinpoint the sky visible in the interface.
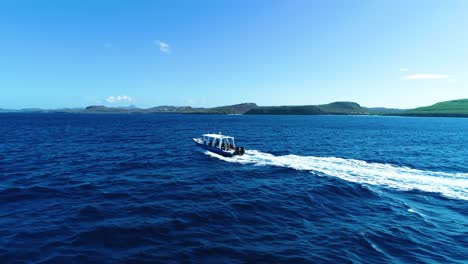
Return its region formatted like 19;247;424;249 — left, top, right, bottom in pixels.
1;0;467;109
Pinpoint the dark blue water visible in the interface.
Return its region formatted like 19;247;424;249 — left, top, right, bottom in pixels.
1;114;467;263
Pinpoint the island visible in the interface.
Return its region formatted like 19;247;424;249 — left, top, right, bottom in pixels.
2;99;468;118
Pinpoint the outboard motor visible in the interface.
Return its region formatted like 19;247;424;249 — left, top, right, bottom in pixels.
239;147;245;155
235;146;245;155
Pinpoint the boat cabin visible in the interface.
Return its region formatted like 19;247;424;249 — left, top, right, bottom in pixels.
201;133;236;150
193;133;245;156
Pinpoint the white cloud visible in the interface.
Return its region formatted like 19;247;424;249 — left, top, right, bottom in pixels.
155;40;171;54
400;68;409;71
402;74;449;80
105;95;133;103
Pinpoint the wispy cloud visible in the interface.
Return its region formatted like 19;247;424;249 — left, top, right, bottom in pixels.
400;68;409;71
402;74;449;80
106;95;133;103
155;40;171;54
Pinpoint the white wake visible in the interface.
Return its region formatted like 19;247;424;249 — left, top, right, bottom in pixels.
205;150;468;200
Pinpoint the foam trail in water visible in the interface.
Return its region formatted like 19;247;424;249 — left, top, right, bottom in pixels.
204;150;468;200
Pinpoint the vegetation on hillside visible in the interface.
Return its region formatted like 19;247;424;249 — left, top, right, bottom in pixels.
83;103;258;114
402;99;468;117
245;102;368;115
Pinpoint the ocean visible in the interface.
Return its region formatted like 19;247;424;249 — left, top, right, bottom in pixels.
0;113;467;263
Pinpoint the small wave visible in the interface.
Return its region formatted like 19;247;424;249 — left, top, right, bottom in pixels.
407;208;424;218
204;150;468;201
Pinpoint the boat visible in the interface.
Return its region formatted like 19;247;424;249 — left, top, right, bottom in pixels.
193;133;245;157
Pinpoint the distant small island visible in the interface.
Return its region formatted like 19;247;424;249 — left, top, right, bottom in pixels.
2;99;468;118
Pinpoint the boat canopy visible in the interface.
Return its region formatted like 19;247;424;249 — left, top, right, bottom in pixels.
202;133;234;139
202;134;235;149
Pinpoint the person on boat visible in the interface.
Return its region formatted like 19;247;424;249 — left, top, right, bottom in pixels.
224;141;230;150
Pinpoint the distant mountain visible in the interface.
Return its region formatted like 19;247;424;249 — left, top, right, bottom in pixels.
20;108;45;112
140;103;256;114
80;103;258;114
245;102;368;115
401;99;468;117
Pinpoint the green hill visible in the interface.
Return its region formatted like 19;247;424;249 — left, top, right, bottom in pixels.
245;102;368;115
316;102;367;114
209;103;258;114
245;105;323;115
402;99;468;117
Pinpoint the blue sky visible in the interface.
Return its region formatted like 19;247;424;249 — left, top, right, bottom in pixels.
1;0;467;109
